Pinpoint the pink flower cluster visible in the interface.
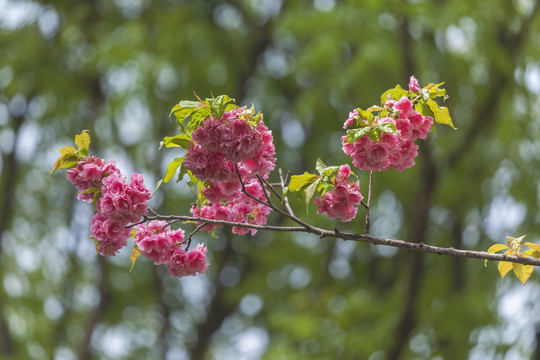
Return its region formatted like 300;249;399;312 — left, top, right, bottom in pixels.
342;77;433;172
67;156;152;257
183;108;276;182
168;244;209;277
133;220;209;277
185;107;276;235
191;178;271;236
66;156;120;202
313;165;363;222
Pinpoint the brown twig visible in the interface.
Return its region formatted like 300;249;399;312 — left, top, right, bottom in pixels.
364;171;374;234
141;212;540;267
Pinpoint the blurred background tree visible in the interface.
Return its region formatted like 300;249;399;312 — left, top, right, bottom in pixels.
2;0;540;359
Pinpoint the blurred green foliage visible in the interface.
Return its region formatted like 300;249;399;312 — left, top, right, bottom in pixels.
2;0;540;359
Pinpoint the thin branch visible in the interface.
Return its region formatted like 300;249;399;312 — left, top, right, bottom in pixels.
364;171;374;234
184;223;205;250
256;175;273;204
279;168;296;218
143;212;540;267
258;174;283;202
234;165;319;232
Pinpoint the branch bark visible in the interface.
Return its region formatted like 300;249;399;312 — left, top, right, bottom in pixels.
143;212;540;267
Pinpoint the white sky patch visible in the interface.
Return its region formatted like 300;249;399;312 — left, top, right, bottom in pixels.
15;121;40;163
524;63;540;94
314;0;335;12
179;275;211;307
116;97;152;146
229;327;269;360
484;195;526;241
0;0;40;30
445;18;477;56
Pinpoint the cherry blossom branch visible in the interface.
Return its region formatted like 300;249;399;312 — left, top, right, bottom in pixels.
233;165;319;233
142;211;540;267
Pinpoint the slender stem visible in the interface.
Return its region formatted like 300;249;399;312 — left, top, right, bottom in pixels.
365;171;374;234
234;165;319;232
279;169;296;218
140;212;540;267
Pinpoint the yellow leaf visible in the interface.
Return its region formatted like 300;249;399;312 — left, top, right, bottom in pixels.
524;242;540;252
522;249;540;258
74;131;91;151
129;246;141;272
498;261;513;279
485;243;509;266
487;243;508;253
425;82;445;90
57;146;78;155
50;146;79;175
506;234;526;251
512;263;534;285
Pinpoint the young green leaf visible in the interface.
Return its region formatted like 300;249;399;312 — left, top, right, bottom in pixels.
346;126;372;144
375;121;399;135
74;130;91;157
160;134;191;149
304;178;321;213
425;82;447;99
380;84;408;104
315;158;327;175
207;94;235;120
50;146;79;174
427;98;455;129
163;157;185;183
289;172;320;192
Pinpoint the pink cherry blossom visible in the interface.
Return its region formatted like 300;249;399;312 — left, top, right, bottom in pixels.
167;244;209;278
313;165;363;222
409;75;421;92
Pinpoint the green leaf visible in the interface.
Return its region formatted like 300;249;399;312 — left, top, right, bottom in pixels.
169;104;181;118
314;159;340;183
185;107;212;133
163;157;185;183
178;100;202;108
170;99;209;133
289;172;320;192
304;178;320;214
160;134;191;149
380;84;408;104
425;82;447;99
315;158;327;175
357;108;375;123
207;94;235;120
185;169;199;188
427;98;455;129
513;263;534;285
74;130;91;157
375;121;398;135
346;126;372;144
153;179;164;197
